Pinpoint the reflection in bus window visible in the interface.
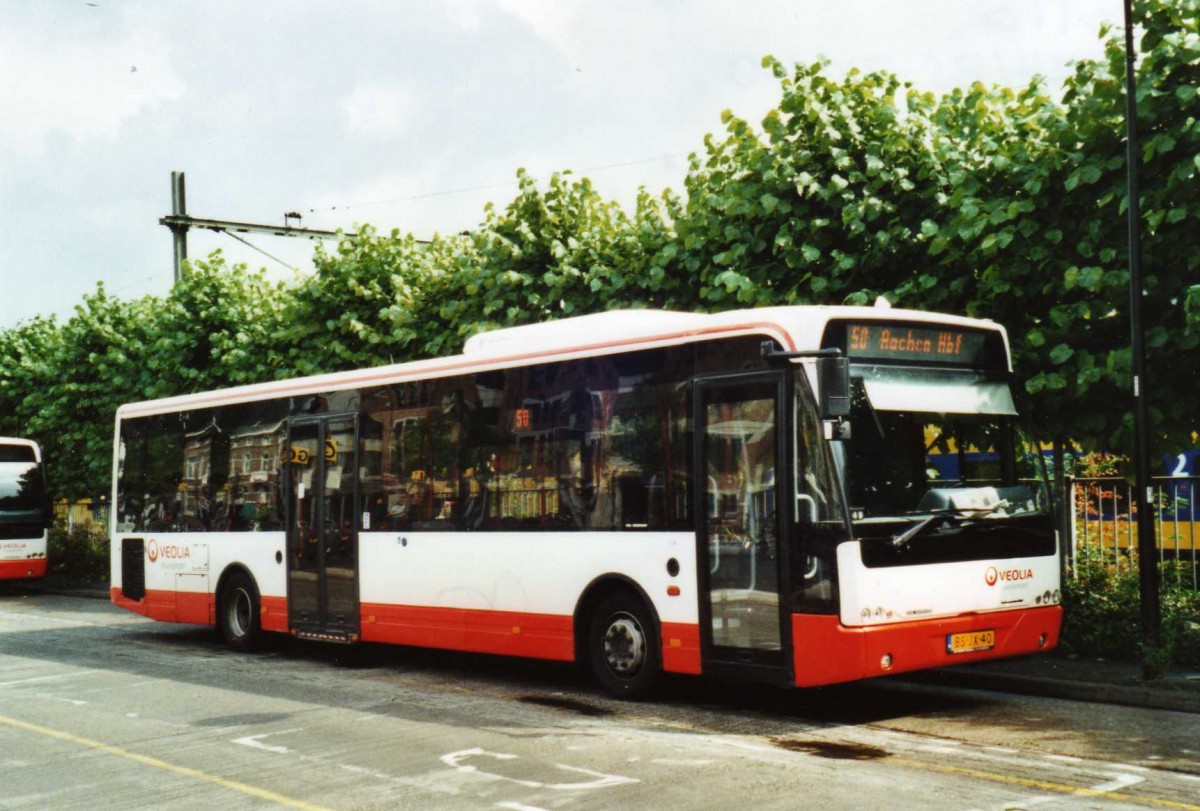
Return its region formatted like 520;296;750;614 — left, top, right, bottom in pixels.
117;402;287;533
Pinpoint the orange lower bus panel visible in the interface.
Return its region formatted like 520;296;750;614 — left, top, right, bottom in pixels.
110;587;214;626
792;605;1062;688
110;589;701;673
0;558;47;580
359;604;705;673
360;602;576;661
661;622;703;674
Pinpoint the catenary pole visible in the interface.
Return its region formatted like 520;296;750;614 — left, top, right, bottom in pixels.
162;171;382;281
169;171;188;284
1122;0;1161;667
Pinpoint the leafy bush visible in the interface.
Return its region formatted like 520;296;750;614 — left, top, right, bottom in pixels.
46;523;109;584
1061;547;1200;668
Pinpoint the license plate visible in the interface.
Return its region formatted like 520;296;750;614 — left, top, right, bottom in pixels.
947;629;995;654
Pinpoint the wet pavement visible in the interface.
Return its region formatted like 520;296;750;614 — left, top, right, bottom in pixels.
16;576;1200;715
911;650;1200;714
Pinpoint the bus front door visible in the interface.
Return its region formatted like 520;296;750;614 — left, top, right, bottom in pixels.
696;373;791;680
286;416;360;640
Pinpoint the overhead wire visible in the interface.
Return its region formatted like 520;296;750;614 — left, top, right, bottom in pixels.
110;232;294;299
222;230;297;272
112;151;689;299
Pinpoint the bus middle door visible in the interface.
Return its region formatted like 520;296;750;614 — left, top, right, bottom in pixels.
695;372;792;682
287;415;360;640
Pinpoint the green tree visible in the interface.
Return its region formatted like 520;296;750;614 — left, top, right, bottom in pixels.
4;0;1197;500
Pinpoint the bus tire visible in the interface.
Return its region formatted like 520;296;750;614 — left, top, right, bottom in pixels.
587;592;660;700
218;570;262;652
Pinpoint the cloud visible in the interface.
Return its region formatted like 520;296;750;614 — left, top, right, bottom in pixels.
443;0;485;31
495;0;579;63
0;23;183;153
341;81;416;138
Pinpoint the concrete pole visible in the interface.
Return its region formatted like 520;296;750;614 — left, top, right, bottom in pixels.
170;171;188;283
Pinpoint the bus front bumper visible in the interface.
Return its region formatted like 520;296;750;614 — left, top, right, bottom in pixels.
792;605;1062;688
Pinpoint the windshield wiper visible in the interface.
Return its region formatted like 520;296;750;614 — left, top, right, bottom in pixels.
889;502;1010;548
890;513;949;548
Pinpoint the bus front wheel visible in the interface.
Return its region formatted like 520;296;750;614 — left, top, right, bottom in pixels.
218;570;262;652
587;592;660;700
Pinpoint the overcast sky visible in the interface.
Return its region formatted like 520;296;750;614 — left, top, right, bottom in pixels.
0;1;1119;329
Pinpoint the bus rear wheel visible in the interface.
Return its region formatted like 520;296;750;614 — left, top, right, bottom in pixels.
218;570;262;652
587;592;660;700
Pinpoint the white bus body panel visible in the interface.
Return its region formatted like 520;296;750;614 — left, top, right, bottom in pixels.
111;532;287;601
837;541;1061;627
359;531;698;625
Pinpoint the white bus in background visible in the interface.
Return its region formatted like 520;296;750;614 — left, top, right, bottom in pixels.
110;305;1061;698
0;437;51;580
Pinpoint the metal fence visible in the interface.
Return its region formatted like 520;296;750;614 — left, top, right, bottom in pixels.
1068;475;1199;588
52;499;110;532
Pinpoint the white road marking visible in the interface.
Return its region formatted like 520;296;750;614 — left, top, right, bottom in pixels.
1089;772;1145;793
1042;754;1084;764
0;670;100;688
495;803;548;811
650;758;716;767
231;729;303;754
1110;763;1149;772
441;748;638;790
545;763;639;790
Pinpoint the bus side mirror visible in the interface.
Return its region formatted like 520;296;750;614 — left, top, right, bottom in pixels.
818;355;850;419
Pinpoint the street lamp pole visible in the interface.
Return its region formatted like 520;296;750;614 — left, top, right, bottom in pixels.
1122;0;1161;669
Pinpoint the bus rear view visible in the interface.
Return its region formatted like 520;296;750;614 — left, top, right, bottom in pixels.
0;438;51;580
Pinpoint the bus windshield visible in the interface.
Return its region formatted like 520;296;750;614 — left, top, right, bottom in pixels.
0;461;45;519
839;375;1048;530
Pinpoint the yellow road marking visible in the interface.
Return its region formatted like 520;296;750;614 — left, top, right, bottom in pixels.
892;756;1200;811
0;714;334;811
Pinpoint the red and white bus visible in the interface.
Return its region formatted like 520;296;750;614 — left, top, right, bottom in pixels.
1;437;51;580
110;305;1061;697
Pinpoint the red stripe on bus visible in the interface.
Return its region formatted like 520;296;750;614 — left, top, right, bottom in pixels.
261;595;289;633
361;602;576;661
110;587;142;613
0;558;47;580
660;622;702;674
791;606;1062;687
119;322;795;416
107;587;215;626
110;586;704;675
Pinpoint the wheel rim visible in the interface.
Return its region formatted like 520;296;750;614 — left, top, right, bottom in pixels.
228;587;252;638
602;612;645;676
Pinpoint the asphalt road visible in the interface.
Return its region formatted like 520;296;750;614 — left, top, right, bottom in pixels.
1;589;1197;810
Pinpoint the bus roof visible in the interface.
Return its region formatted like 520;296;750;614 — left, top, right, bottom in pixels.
0;437;42;462
116;305;1009;419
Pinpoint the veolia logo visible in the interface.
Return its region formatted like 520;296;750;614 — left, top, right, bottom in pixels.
985;565;1034;586
147;540;159;562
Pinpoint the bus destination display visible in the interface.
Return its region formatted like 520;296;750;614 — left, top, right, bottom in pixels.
846;324;987;365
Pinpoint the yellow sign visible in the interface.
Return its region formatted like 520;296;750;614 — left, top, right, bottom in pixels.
947;629;995;654
324;438;338;462
290;447;310;465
